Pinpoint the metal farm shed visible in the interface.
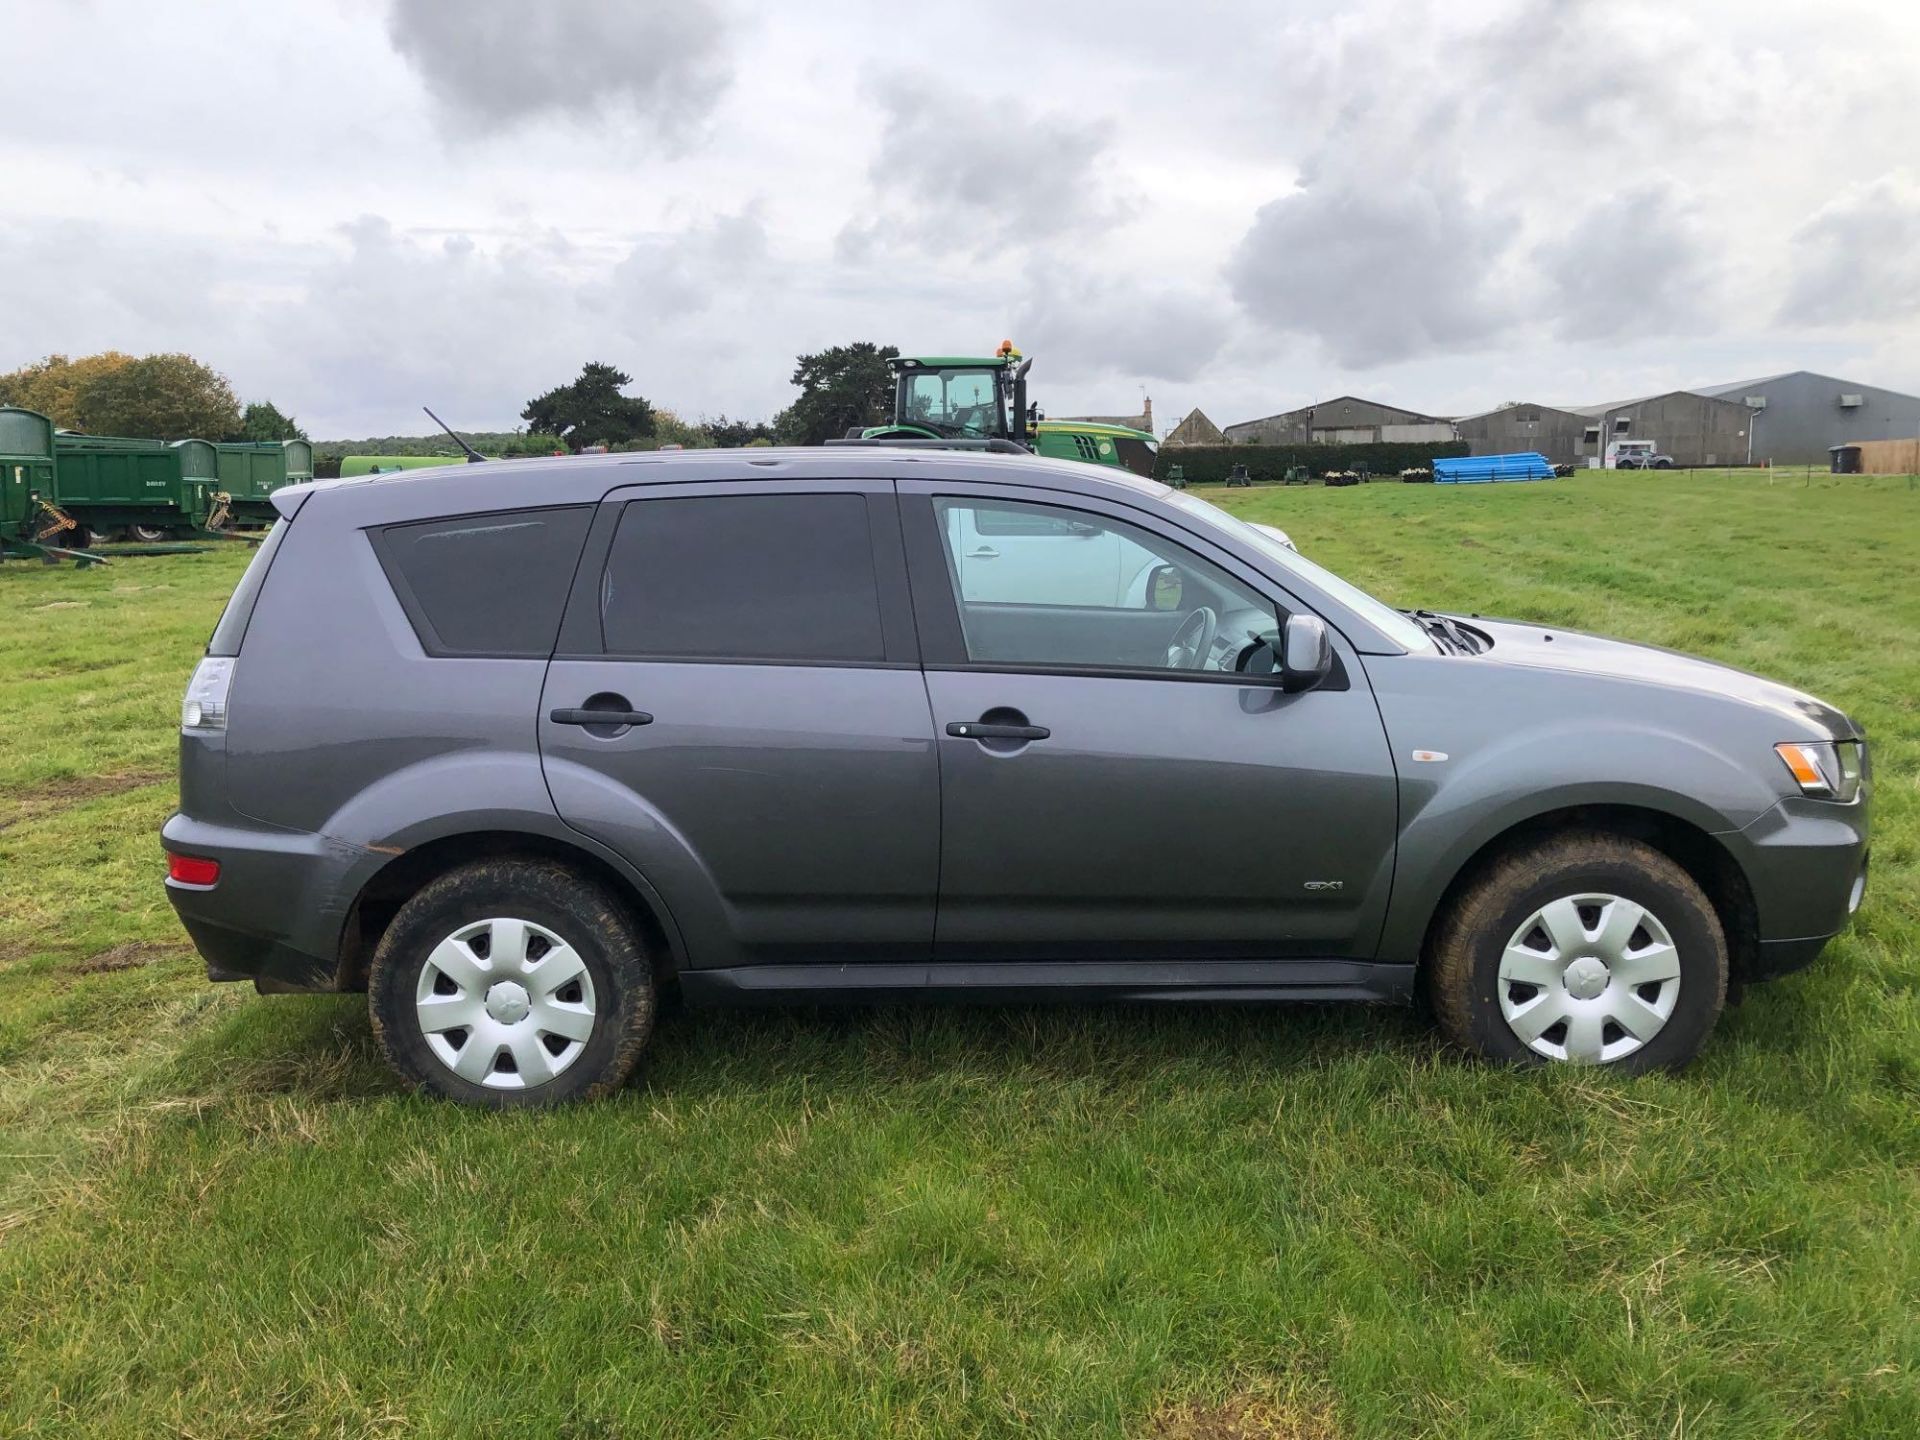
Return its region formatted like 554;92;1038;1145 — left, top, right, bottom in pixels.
1224;396;1457;446
1694;372;1920;466
1454;402;1587;466
1571;391;1753;468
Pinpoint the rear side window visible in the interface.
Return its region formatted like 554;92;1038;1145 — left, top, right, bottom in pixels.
374;506;592;657
601;494;885;662
207;518;290;657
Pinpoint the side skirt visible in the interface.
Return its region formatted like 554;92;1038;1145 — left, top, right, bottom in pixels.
679;959;1415;1008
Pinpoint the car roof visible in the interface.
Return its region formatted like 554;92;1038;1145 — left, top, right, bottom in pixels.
275;445;1170;521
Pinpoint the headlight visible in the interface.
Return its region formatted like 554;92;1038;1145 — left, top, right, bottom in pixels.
1774;739;1864;802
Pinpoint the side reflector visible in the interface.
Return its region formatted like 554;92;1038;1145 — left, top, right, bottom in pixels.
168;853;221;886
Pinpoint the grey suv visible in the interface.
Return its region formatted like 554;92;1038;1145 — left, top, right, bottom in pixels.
163;450;1870;1105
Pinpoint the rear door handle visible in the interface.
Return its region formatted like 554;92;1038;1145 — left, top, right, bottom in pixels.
967;546;999;559
551;707;653;727
947;721;1049;741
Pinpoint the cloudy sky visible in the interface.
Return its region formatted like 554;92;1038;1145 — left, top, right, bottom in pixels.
3;0;1917;438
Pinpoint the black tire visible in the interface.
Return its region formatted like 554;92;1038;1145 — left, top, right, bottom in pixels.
129;524;167;543
368;859;655;1107
1426;831;1727;1074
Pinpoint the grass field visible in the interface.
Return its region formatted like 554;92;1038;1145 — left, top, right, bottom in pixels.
1;470;1915;1439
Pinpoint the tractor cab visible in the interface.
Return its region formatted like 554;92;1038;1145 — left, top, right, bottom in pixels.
857;343;1160;478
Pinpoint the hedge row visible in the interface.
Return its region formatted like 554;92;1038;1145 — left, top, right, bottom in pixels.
1154;441;1469;485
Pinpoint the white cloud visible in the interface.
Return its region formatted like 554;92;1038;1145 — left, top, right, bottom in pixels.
2;0;1919;439
385;0;733;144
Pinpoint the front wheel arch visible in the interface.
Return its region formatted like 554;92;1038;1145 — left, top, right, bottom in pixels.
1416;803;1760;987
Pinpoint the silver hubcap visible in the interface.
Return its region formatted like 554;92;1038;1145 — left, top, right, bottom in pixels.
1497;893;1682;1065
414;917;597;1089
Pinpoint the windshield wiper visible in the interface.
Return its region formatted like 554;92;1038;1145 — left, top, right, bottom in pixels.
1407;609;1478;655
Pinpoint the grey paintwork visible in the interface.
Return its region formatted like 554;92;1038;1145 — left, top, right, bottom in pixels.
162;446;1869;1004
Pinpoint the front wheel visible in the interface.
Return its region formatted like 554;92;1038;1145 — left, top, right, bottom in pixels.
1426;831;1727;1073
368;860;656;1106
128;524;168;543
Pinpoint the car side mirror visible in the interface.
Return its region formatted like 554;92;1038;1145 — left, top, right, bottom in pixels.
1281;613;1332;693
1144;563;1185;611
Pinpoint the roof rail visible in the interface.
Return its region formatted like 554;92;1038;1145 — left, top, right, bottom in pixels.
823;437;1032;455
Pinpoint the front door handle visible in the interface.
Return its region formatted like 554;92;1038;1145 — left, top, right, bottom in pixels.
967;546;1000;560
551;706;653;727
947;721;1049;741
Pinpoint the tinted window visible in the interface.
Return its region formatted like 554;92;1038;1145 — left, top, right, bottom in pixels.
602;494;885;662
376;506;592;657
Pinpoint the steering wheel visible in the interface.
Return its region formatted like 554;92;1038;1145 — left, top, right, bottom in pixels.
1165;606;1219;670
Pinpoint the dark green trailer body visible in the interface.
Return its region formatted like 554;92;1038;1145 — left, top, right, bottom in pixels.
52;431;203;539
0;407;105;564
2;406;59;550
282;438;313;483
172;439;224;529
216;442;290;526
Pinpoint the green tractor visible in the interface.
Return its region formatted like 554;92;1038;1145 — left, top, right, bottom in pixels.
851;344;1159;478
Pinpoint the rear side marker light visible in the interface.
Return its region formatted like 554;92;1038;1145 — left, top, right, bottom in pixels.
168;854;221;887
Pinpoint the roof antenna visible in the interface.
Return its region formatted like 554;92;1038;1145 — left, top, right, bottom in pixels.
423;406;488;463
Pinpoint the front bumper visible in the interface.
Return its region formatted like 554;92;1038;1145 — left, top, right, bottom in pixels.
1724;793;1870;982
161;810;374;992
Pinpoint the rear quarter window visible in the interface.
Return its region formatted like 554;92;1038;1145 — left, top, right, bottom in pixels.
207;518;290;657
373;506;593;657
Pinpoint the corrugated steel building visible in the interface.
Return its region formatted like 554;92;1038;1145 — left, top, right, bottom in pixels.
1224;396;1457;446
1571;390;1754;467
1693;371;1920;466
1454;402;1587;466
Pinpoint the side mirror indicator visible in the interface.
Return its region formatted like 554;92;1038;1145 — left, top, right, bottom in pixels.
1281;614;1333;693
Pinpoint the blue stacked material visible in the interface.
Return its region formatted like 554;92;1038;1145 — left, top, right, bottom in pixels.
1432;452;1556;484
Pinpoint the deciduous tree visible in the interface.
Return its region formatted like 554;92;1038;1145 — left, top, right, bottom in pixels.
0;351;136;428
521;362;656;451
73;353;242;439
772;342;898;446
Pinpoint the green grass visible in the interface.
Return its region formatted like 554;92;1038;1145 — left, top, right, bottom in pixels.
1;472;1916;1439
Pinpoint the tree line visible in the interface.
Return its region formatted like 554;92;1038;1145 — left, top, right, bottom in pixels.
0;352;304;442
519;345;898;452
1;343;905;453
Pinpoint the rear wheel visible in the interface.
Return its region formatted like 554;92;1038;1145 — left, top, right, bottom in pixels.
128;524;168;543
1427;831;1727;1073
368;860;655;1106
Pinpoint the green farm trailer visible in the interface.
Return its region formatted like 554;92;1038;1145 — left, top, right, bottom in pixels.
0;407;103;564
336;454;466;477
51;430;214;542
215;442;291;527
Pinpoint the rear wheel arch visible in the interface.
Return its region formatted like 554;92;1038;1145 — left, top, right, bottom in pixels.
1417;803;1760;986
337;829;684;992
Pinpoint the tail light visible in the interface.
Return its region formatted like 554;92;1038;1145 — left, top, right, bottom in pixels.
181;657;235;732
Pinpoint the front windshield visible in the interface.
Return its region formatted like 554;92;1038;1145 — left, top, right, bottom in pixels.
900;368;1004;436
1166;491;1434;653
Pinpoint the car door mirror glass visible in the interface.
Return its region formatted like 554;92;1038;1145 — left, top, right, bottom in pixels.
1281;613;1332;693
1144;564;1185;611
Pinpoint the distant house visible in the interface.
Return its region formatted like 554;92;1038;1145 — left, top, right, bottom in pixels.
1164;408;1224;446
1224;396;1456;446
1058;396;1153;433
1455;401;1587;466
1692;371;1920;466
1569;390;1753;468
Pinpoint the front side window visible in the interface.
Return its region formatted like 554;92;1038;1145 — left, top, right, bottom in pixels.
601;493;885;663
900;368;1004;436
932;498;1278;673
